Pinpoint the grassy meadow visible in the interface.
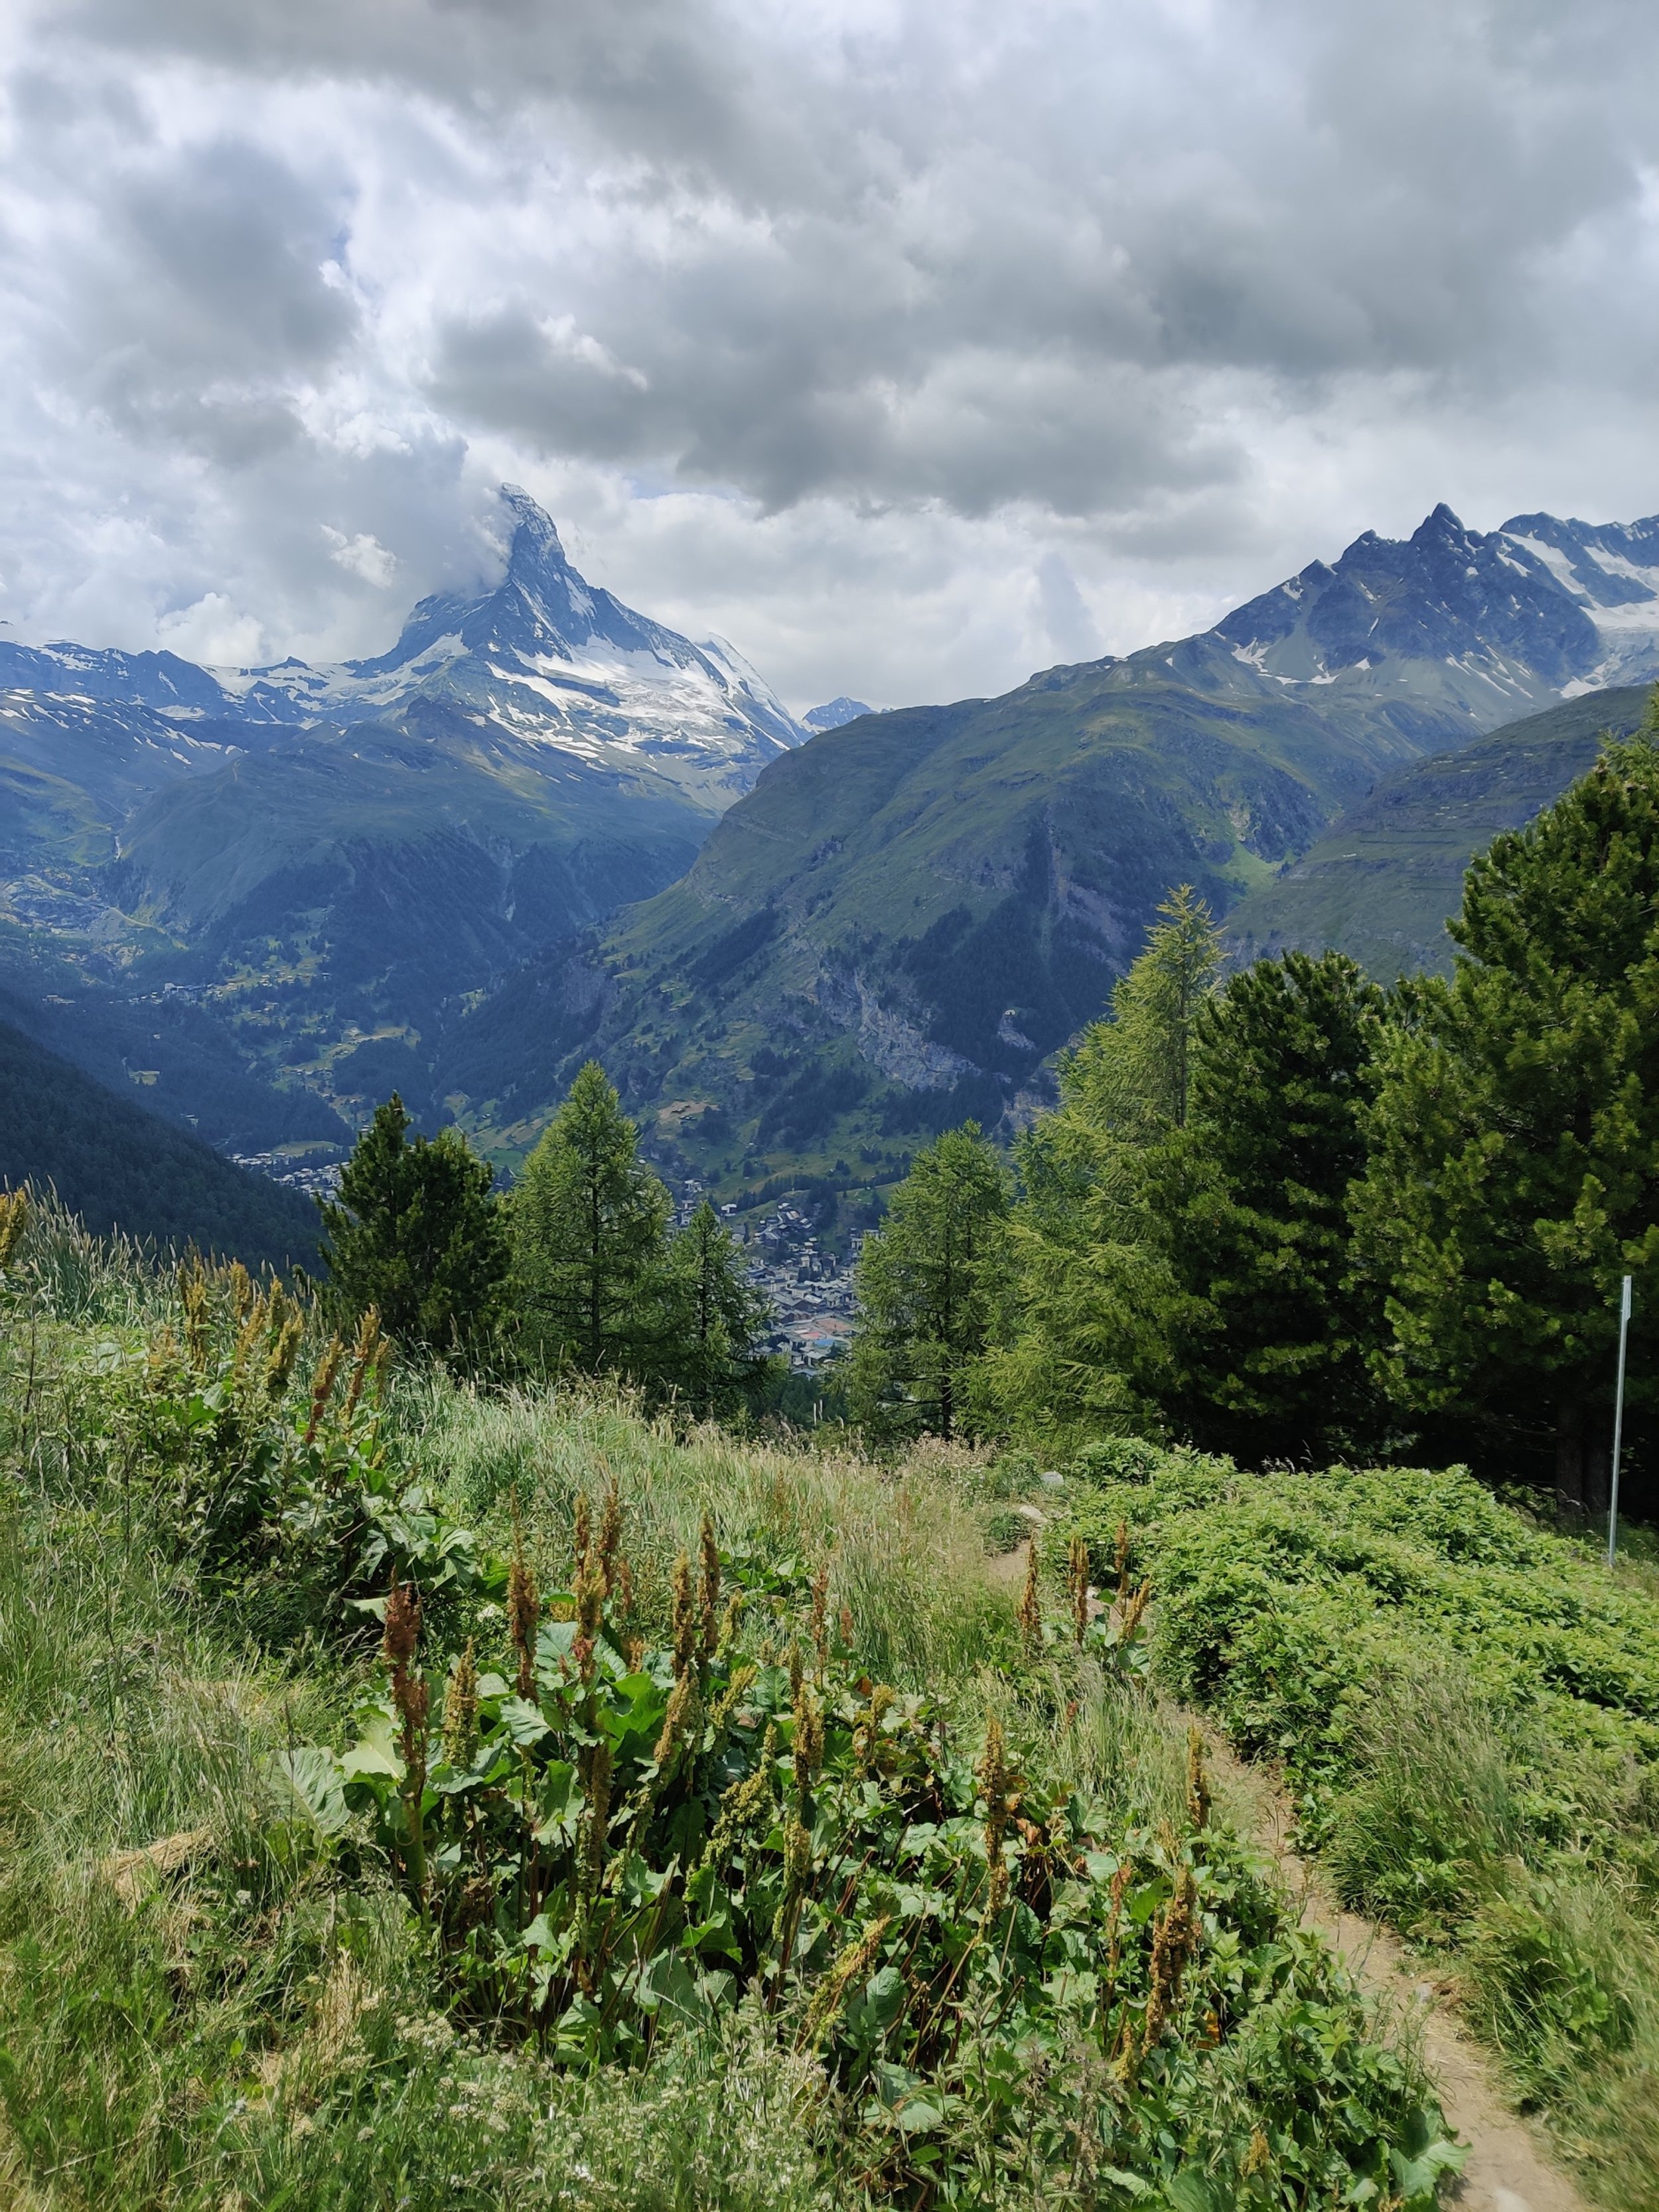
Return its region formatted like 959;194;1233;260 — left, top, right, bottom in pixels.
0;1199;1460;2211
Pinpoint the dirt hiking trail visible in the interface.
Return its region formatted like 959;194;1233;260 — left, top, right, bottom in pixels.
1201;1731;1589;2212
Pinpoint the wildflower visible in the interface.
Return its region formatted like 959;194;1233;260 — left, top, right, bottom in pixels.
578;1739;613;1900
596;1481;623;1595
837;1603;855;1651
977;1716;1014;1915
801;1914;893;2043
265;1305;303;1402
853;1684;895;1775
792;1682;824;1808
1118;1576;1152;1645
228;1260;253;1319
177;1256;210;1370
809;1563;829;1671
572;1489;592;1576
1113;1519;1131;1601
1139;1865;1199;2059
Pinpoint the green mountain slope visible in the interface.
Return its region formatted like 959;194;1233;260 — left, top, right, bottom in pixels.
427;638;1532;1194
0;1021;321;1268
1223;686;1653;978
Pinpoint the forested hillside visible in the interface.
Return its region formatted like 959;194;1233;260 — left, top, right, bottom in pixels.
0;1022;320;1268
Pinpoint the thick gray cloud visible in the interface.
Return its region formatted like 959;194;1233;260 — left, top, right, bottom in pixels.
4;0;1659;702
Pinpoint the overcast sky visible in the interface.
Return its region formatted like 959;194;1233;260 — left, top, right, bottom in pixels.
4;0;1659;712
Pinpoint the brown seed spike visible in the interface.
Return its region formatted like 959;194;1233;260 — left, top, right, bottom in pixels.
1113;1520;1131;1602
573;1490;592;1578
699;1512;721;1657
1068;1532;1091;1649
303;1335;344;1447
671;1552;698;1680
1017;1538;1042;1656
597;1483;623;1596
1185;1726;1211;1832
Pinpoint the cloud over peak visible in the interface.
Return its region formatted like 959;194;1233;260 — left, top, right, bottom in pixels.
6;0;1659;707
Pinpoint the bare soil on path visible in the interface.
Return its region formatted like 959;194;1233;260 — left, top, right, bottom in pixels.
1200;1731;1589;2212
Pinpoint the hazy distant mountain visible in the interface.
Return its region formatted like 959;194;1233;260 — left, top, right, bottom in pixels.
804;698;874;731
1222;686;1654;980
431;506;1659;1201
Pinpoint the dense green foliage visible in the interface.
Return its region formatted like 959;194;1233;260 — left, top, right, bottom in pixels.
851;1125;1010;1443
1060;1443;1659;2202
0;1015;321;1270
320;1092;510;1358
1139;951;1388;1463
0;1201;1457;2211
660;1199;772;1418
1352;723;1659;1507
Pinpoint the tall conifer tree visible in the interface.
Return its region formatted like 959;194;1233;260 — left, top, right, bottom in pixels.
851;1123;1009;1441
511;1061;671;1376
1353;714;1659;1507
319;1094;507;1358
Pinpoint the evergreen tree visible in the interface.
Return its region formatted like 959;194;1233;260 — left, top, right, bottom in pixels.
850;1123;1009;1441
662;1200;772;1418
979;889;1220;1443
1060;884;1223;1142
511;1061;671;1376
1352;716;1659;1509
1142;950;1388;1462
318;1094;507;1357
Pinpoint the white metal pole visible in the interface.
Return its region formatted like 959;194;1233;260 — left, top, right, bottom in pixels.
1609;1274;1633;1568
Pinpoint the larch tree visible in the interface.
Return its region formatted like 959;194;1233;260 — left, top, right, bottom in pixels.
662;1199;772;1419
510;1061;672;1377
850;1122;1010;1442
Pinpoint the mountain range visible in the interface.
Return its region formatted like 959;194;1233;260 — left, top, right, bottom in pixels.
416;505;1659;1201
4;493;1657;1249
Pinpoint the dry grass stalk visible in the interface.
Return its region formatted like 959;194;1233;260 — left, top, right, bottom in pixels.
103;1826;212;1909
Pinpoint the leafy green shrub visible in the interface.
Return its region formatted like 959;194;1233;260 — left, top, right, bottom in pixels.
1061;1441;1659;2196
277;1493;1453;2207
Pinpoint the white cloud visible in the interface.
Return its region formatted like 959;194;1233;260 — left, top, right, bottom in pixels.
3;0;1659;707
322;526;398;586
156;590;265;665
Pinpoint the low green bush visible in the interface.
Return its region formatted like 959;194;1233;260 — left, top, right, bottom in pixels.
1062;1445;1659;2203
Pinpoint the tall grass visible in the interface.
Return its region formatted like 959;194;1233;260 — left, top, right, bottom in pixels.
0;1213;1449;2210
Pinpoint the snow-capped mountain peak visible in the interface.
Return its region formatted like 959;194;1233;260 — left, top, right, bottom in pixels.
0;487;805;810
